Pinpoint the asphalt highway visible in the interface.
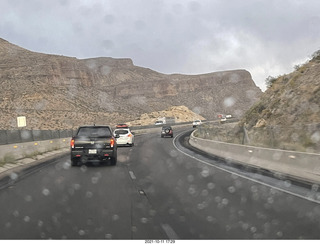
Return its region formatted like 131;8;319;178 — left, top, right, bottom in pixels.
1;128;320;239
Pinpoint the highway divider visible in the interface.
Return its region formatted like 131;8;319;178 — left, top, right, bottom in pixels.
189;130;320;184
0;138;70;164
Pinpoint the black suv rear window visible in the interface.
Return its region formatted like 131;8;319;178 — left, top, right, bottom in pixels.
77;127;112;137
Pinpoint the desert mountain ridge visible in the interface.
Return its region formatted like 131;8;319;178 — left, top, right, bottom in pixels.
0;38;262;130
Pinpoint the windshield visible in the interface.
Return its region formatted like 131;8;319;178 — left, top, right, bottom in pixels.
77;127;112;137
1;0;320;241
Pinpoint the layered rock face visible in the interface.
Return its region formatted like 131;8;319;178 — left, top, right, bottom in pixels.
0;38;262;129
239;54;320;152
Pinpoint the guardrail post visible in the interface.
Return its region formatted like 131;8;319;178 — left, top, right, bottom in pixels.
242;125;250;145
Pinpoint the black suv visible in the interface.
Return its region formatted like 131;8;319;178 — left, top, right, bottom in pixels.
70;125;118;166
161;126;173;138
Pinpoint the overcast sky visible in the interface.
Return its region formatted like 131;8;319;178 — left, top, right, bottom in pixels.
1;0;320;91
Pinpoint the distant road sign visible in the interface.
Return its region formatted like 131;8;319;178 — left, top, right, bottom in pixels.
17;116;26;127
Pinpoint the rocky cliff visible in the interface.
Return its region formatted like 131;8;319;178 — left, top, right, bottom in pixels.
0;38;262;129
238;51;320;152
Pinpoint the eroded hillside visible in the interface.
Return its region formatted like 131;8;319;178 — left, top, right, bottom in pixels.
239;53;320;152
199;52;320;152
0;38;262;130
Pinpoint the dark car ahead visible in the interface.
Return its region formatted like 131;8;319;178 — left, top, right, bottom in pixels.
70;125;118;166
161;126;173;138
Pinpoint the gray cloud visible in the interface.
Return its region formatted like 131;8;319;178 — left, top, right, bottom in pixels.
1;0;320;91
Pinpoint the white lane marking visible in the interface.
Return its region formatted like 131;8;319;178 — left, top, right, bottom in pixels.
129;170;136;180
161;224;179;239
173;131;320;205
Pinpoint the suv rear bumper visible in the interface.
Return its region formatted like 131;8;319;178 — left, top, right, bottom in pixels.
71;148;116;162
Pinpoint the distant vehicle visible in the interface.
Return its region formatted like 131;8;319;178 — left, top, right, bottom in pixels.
226;115;232;119
70;125;118;166
116;123;129;128
155;120;164;125
161;126;173;138
113;128;134;146
192;120;202;128
220;118;227;123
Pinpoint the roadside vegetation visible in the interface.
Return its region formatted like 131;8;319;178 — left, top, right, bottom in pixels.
0;153;15;167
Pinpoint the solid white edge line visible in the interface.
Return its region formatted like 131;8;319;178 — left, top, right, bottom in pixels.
173;131;320;205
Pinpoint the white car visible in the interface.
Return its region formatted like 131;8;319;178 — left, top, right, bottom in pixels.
192;120;202;128
155;120;164;125
220;118;227;123
113;128;134;146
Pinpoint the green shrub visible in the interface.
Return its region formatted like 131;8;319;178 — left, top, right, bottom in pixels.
0;153;15;166
265;76;277;88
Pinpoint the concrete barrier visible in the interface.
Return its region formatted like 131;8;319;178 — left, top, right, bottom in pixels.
190;131;320;184
0;138;71;163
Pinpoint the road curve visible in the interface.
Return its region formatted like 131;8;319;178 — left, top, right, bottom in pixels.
0;128;320;239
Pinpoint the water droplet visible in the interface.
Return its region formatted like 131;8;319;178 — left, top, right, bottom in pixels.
276;231;283;237
207;182;215;190
73;183;81;190
222;198;229;205
214;196;221;203
78;229;85;236
250;185;258;193
140;217;148;224
201;169;210;178
311;131;320;143
206;216;214;222
13;210;19;217
284;180;291;187
42;188;50;196
228;186;236;193
267;197;274;204
201;189;209;197
241;222;249;231
112;214;119;221
91;177;99;184
80;165;87;172
24;216;30;222
169;150;178;157
131;226;138;233
197;203;205;210
224;97;235;107
187;175;194;182
63;162;71;170
250;226;257;233
86;191;93;198
188;186;196;195
24;195;32;202
311;184;319;192
10;173;18;180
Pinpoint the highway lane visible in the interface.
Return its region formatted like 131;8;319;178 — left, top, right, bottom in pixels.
1;127;320;239
129;130;320;239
